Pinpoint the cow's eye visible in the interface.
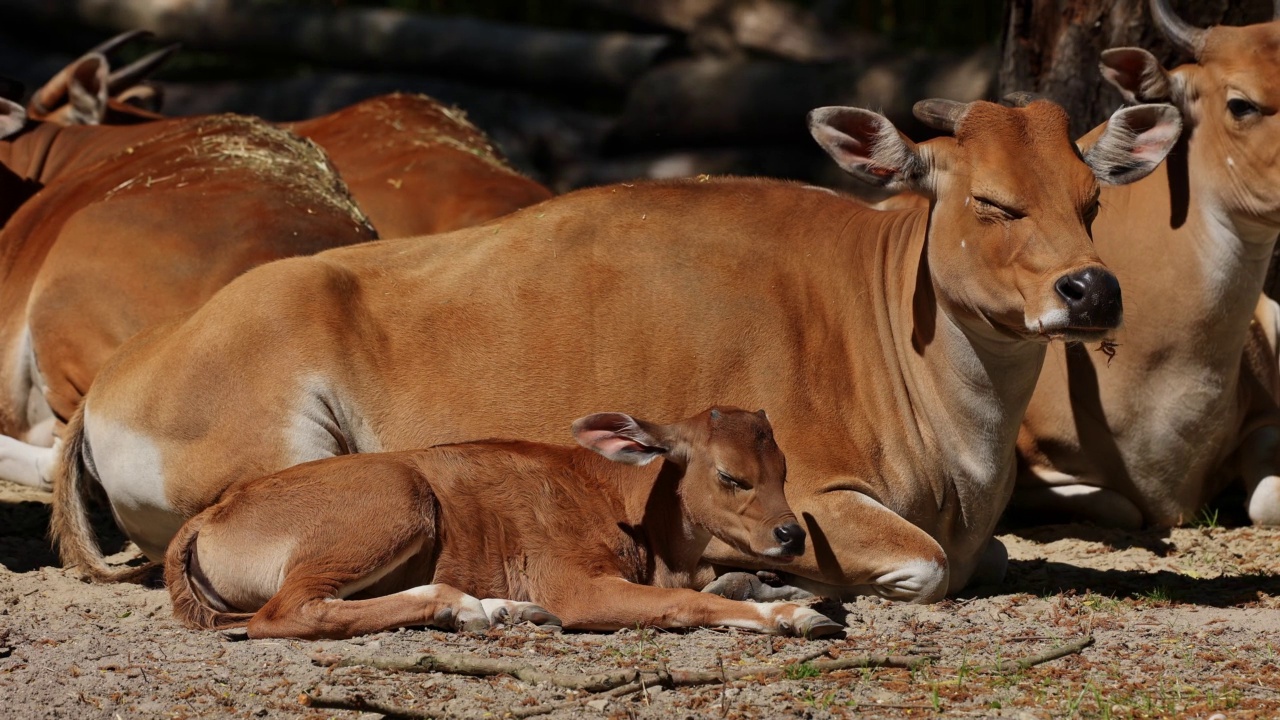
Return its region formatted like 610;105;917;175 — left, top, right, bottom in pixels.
1228;97;1260;119
717;470;748;490
973;196;1023;220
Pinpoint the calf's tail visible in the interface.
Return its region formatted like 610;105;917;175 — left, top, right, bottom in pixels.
165;512;254;630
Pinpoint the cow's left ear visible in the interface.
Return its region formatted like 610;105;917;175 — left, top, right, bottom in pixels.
572;412;669;466
1100;48;1174;105
65;53;110;125
1081;103;1182;186
809;106;928;194
0;97;26;139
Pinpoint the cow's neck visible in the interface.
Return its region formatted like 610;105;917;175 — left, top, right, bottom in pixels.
617;459;711;588
884;210;1046;542
1100;136;1277;382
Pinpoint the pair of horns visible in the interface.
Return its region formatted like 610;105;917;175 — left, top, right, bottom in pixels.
912;92;1042;132
31;30;179;114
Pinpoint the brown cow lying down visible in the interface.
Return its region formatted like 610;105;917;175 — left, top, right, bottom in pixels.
164;408;842;640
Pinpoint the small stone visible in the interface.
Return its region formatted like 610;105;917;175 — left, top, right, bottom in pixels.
586;699;609;711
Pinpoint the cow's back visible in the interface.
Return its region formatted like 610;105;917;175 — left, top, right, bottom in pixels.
2;115;375;432
288;94;552;238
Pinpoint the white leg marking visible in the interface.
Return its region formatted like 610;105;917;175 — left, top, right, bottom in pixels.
1248;476;1280;526
84;409;180;562
0;434;57;490
872;559;948;603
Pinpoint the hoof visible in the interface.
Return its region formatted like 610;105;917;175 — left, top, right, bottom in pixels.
514;605;562;627
797;613;844;639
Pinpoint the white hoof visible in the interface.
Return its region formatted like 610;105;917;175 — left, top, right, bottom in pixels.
479;598;561;627
1248;476;1280;526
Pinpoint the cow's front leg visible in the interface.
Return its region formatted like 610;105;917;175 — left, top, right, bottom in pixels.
703;488;949;603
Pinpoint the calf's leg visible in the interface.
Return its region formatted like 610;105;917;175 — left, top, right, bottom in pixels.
549;577;841;637
246;580;492;640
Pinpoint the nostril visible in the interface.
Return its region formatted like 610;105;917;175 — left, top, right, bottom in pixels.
774;523;806;550
1055;271;1089;304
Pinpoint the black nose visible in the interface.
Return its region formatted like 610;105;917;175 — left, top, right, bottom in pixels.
773;522;806;556
1053;266;1122;329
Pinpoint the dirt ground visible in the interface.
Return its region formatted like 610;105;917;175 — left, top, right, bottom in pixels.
2;479;1278;720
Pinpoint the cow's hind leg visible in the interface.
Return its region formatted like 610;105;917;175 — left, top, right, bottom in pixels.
1236;424;1280;527
1006;482;1144;529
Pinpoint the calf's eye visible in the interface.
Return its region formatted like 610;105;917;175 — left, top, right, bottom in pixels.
717;470;747;490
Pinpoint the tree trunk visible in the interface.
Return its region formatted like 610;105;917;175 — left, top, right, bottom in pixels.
999;0;1275;137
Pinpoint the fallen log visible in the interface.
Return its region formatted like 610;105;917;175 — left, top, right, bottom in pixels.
0;0;670;90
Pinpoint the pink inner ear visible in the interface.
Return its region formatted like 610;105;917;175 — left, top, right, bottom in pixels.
577;429;642;458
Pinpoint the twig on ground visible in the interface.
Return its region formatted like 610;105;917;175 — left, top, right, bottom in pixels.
303;692;448;719
993;634;1094;673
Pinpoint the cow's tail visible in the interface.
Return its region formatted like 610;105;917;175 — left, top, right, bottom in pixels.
49;405;157;584
165;513;254;630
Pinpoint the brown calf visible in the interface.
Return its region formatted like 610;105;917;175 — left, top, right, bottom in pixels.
164;408;839;639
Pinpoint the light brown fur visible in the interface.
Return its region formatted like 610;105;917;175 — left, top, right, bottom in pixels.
1013;3;1280;528
56;99;1175;600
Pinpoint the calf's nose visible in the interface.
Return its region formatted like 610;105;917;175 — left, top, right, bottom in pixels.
773;522;807;556
1054;266;1122;329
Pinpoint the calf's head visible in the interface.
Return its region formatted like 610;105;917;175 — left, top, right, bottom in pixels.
1099;0;1280;228
572;407;804;560
809;97;1180;342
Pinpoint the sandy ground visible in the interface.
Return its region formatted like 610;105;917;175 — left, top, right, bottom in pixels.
2;479;1279;719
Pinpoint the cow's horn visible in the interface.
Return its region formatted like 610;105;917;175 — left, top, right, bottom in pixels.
107;43;181;94
87;29;153;59
913;99;968;133
1001;91;1042;108
1149;0;1206;59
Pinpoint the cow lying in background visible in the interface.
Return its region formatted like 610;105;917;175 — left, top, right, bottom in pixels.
0;95;375;491
163;407;840;640
27;36;553;238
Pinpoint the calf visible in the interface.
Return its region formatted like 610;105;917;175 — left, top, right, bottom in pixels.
164;408;839;639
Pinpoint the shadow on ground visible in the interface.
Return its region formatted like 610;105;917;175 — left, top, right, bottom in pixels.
0;499;127;573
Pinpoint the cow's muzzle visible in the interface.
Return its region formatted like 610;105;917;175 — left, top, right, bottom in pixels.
1054;265;1122;331
770;521;807;559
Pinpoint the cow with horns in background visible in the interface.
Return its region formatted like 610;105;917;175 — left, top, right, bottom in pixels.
52;95;1180;602
23;32;553;239
1009;0;1280;529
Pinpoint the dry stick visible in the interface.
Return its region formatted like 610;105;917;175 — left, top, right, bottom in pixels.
992;634;1094;673
304;692;448;719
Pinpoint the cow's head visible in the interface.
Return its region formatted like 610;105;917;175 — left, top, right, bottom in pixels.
809;97;1179;342
28;30;176;127
572;407;804;560
1101;0;1280;228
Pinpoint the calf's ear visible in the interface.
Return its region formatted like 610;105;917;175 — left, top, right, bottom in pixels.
0;97;26;139
808;106;928;194
572;413;668;466
1081;103;1182;186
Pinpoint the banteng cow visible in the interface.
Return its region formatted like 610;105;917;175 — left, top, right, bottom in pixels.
1012;0;1280;528
53;98;1180;601
28;39;552;238
0;98;376;490
164;407;842;639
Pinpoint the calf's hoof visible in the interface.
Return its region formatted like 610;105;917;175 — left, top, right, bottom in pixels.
795;610;844;639
481;599;562;628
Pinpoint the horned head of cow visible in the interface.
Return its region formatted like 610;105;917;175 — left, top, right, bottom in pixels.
29;30;177;127
808;96;1180;342
1099;0;1280;225
572;407;805;561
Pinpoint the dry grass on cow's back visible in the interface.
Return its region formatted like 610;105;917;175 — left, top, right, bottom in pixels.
2;478;1278;719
